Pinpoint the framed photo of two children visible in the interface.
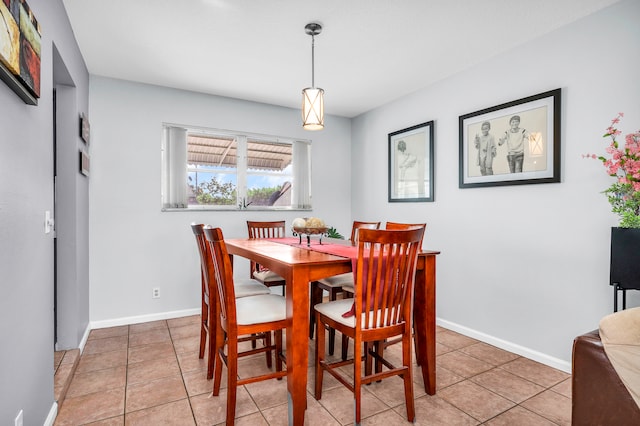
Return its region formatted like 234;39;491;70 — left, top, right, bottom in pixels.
459;88;561;188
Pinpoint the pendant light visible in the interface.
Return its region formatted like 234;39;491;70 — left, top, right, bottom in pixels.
302;22;324;131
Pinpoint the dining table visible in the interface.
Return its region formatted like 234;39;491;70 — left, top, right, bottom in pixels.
225;237;440;426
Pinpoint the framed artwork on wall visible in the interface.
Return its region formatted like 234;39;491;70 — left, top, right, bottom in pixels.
459;88;561;188
0;0;41;105
388;121;435;202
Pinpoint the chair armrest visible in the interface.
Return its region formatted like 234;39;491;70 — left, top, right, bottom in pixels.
572;330;640;425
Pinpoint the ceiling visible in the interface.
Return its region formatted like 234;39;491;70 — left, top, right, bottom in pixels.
62;0;620;118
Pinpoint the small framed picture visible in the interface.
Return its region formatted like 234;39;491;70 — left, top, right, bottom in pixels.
79;150;90;177
388;121;435;202
79;113;90;144
459;88;561;188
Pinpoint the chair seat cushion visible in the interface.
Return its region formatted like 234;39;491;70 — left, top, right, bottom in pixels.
600;306;640;408
314;299;357;328
253;269;285;283
234;278;271;298
236;294;287;325
318;273;354;288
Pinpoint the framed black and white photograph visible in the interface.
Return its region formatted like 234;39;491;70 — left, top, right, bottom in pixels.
459;88;561;188
388;121;434;202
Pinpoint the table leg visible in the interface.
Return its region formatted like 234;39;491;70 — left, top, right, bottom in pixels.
413;255;436;395
286;268;310;425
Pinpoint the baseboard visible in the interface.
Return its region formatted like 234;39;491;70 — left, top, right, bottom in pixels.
436;318;572;374
90;308;200;330
44;402;58;426
79;323;91;354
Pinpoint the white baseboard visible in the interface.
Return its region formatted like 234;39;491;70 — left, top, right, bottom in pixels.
44;402;57;426
78;323;91;354
90;308;200;330
436;318;572;374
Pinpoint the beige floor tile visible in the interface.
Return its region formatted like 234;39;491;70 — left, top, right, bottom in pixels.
315;383;390;424
436;331;479;349
67;366;126;398
190;386;259;426
124;398;195;425
127;354;180;385
173;335;201;354
520;389;572;426
363;407;412;425
177;350;209;374
125;374;187;413
89;326;129;340
244;377;289;410
128;341;175;364
470;368;545;403
437;380;515;422
85;416;124;425
170;323;201;340
54;388;125;426
364;371;425;408
231;412;270;426
168;314;200;329
128;327;171;347
183;369;215;397
436;351;493;378
83;335;128;355
129;320;168;334
550;377;572;398
261;395;340;426
485;405;557;425
76;349;128;374
409;395;479;426
459;342;520;366
500;358;570;388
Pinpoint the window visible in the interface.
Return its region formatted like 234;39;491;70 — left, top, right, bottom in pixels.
162;124;312;210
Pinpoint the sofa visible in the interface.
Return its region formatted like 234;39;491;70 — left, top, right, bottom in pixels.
572;307;640;425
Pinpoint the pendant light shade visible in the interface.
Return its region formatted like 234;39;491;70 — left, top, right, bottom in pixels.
302;23;324;131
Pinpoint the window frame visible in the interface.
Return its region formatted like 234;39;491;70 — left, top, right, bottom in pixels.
161;123;312;211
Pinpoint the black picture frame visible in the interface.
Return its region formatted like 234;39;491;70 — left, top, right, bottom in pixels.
459;88;561;188
388;121;435;202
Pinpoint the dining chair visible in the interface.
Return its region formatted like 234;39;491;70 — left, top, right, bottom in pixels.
204;226;288;426
247;220;287;295
191;223;271;379
314;227;425;424
309;220;381;360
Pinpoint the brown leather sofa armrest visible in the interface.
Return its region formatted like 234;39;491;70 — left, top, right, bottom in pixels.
572;330;640;425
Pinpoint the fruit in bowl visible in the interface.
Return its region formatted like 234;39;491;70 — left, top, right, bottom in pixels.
292;217;327;234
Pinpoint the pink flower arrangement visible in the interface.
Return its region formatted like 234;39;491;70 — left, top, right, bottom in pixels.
584;113;640;228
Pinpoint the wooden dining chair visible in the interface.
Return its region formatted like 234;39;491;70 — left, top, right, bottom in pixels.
309;220;381;359
190;223;271;379
247;220;287;295
204;226;288;426
314;227;425;424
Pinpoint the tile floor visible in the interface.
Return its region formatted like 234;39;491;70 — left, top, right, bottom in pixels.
53;315;572;425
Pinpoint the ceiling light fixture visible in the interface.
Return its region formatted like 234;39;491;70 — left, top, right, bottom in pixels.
302;22;324;131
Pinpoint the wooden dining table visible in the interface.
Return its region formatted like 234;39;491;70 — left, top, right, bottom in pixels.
225;238;439;426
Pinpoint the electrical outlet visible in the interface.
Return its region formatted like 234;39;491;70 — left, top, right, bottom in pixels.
152;288;160;298
15;410;23;426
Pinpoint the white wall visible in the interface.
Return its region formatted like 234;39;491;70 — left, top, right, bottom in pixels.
0;0;89;424
88;77;352;323
351;0;640;370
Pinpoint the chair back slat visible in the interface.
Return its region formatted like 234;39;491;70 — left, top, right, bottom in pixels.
203;227;237;331
355;228;424;330
247;221;286;239
191;223;210;300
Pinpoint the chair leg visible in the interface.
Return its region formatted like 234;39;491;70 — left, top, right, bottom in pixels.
206;309;217;380
341;334;349;361
354;337;363;425
212;323;225;396
314;311;325;400
225;337;238;426
265;331;273;369
275;329;283;377
402;334;416;422
199;303;207;359
309;283;323;339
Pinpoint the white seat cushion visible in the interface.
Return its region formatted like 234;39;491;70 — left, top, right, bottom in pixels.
234;278;271;298
235;294;287;325
253;269;285;283
318;272;354;288
314;298;402;329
